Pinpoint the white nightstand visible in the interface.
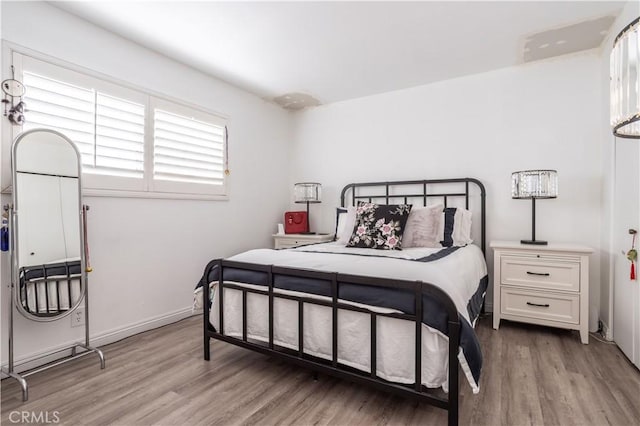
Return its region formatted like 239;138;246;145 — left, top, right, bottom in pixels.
273;233;334;249
491;241;593;344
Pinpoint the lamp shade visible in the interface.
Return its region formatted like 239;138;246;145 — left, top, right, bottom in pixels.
610;17;639;139
511;170;558;199
294;182;322;203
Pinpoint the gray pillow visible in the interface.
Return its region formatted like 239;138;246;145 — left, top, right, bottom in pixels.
403;204;444;248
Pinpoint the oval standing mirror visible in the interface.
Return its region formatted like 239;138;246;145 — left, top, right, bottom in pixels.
12;128;86;322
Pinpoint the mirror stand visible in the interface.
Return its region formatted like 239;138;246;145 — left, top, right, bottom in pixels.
2;129;106;401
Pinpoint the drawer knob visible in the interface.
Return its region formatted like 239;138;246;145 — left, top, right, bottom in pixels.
526;301;550;308
526;271;550;277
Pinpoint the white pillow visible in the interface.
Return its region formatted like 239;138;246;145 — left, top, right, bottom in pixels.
439;207;473;246
337;206;357;245
453;208;473;246
403;204;444;248
336;208;348;238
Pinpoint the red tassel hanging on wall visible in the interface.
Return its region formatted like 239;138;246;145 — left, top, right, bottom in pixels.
628;231;637;281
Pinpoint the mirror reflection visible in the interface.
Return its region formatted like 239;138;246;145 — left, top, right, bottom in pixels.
12;129;85;320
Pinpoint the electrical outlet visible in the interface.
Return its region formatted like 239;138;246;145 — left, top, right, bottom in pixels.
71;309;85;327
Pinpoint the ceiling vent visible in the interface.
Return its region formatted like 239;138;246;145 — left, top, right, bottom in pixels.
523;15;616;63
273;92;321;110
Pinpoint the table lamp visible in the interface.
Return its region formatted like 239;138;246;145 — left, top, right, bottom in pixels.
512;170;558;245
294;182;321;234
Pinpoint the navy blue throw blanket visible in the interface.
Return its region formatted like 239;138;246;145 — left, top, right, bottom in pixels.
197;248;487;387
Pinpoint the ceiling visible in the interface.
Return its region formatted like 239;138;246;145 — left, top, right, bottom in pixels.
54;1;625;108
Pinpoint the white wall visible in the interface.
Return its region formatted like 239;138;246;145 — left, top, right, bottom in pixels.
0;1;292;368
598;1;639;339
290;52;604;330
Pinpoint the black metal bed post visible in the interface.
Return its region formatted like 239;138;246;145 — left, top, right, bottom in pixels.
447;309;461;426
268;266;274;350
202;260;216;361
414;283;423;392
43;266;50;314
242;291;248;342
370;312;376;377
298;299;304;357
219;260;225;337
332;274;338;367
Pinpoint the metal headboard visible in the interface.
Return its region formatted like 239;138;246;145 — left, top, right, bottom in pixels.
340;178;487;255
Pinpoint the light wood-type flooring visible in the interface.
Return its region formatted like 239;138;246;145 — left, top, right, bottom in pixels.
2;315;639;425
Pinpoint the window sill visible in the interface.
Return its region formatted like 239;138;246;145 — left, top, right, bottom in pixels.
83;188;229;201
3;185;228;201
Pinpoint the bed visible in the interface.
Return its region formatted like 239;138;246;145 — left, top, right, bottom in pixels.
19;258;83;316
198;178;487;426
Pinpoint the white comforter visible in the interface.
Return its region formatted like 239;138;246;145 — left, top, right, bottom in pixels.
198;243;487;393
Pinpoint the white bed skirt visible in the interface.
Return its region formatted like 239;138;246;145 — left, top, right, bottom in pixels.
197;281;479;394
26;277;82;313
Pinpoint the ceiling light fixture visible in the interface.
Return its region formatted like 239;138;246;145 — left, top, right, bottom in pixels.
273;92;321;111
610;17;639;139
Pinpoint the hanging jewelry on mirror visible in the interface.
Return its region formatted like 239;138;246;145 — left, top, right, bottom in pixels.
224;125;230;176
2;66;26;125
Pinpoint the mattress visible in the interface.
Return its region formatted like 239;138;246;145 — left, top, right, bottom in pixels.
195;242;487;393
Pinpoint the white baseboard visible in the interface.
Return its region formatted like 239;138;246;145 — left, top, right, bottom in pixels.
1;307;195;376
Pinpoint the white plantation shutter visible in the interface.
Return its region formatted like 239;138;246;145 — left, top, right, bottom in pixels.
95;94;145;178
22;72;96;166
152;101;226;194
14;52;228;198
22;72;146;179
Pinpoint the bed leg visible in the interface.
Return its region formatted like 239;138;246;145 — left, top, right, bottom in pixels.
312;371;319;381
203;287;211;361
202;265;212;362
448;318;460;426
448;403;458;426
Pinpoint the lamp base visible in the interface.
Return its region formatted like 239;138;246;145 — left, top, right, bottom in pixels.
521;239;548;245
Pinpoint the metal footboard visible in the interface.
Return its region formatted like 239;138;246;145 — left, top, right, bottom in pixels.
203;259;462;426
19;262;83;316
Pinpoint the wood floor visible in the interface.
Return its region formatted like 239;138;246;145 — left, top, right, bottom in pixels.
2;315;639;426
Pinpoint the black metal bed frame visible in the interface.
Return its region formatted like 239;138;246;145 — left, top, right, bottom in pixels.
19;261;82;316
203;178;486;426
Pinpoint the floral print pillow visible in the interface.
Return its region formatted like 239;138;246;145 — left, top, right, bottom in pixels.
346;202;412;250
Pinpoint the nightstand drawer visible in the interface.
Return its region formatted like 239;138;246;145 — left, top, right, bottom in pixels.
501;287;579;324
277;241;302;249
273;233;334;249
501;256;580;292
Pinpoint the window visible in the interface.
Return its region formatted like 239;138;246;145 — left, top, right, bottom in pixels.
14;52;227;198
94;93;145;178
23;72;146;179
151;99;227;194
